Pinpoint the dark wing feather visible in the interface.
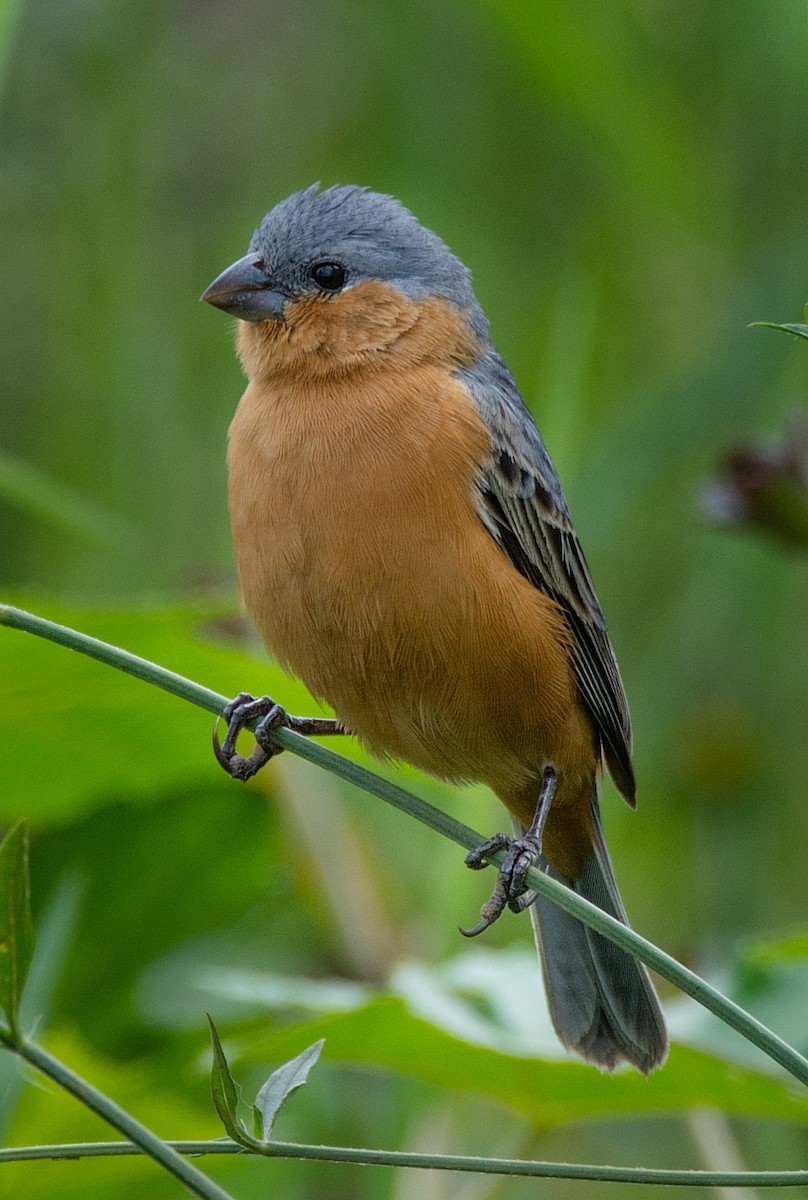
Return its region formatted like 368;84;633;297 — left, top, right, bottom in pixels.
458;351;636;805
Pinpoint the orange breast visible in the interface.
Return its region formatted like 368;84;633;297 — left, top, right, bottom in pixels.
228;289;597;823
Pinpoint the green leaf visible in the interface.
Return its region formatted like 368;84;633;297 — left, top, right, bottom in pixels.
0;0;22;96
0;820;33;1040
0;451;144;551
0;598;369;823
254;1039;324;1141
205;1013;252;1146
743;931;808;966
750;321;808;341
237;996;808;1128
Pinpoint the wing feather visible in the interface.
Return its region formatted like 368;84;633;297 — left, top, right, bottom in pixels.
457;351;635;805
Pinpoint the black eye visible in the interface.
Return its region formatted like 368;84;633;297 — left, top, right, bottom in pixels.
310;262;346;291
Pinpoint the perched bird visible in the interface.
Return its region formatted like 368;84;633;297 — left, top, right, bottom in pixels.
203;185;667;1073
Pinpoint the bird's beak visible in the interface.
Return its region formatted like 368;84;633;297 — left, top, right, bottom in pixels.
201;252;288;322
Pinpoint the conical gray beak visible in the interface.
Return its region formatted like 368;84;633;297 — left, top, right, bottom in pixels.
201;253;289;322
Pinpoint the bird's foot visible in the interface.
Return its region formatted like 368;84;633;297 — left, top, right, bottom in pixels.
459;765;557;937
459;831;542;936
213;692;287;781
213;691;343;781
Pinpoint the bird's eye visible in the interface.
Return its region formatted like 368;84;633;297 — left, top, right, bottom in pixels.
310;262;347;291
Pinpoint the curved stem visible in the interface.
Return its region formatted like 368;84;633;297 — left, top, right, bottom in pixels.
3;604;808;1087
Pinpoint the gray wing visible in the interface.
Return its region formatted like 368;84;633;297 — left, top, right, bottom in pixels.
457;350;635;806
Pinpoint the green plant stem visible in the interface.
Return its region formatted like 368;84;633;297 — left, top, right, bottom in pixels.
0;1031;236;1200
0;1137;806;1187
3;604;808;1089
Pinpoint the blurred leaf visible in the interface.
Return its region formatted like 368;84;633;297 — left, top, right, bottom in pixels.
478;0;713;223
2;597;449;1056
0;870;82;1139
389;949;558;1055
0;598;320;822
751;321;808;341
0;819;33;1039
0;0;21;93
142;962;371;1031
253;1039;324;1141
238;996;808;1128
34;787;290;1056
0;451;144;551
0;597;413;824
206;1013;250;1145
731;933;808;1056
3;1026;229;1198
744;932;808;965
667;931;808;1074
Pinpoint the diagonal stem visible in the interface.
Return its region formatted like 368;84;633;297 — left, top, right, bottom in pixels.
0;1030;236;1200
3;603;808;1088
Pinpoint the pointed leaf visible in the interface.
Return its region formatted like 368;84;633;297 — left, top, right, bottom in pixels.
0;819;33;1039
239;996;808;1129
750;321;808;341
254;1039;325;1141
205;1013;256;1147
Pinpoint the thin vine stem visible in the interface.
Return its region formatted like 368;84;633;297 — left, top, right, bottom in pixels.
0;1029;236;1200
3;603;808;1089
0;1136;806;1188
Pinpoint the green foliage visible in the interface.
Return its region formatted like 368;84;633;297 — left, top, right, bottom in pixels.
206;1014;246;1145
752;303;808;342
0;600;336;821
252;1039;324;1142
3;1;808;1194
206;1015;324;1148
0;821;33;1040
237;996;808;1129
5;607;808;1198
753;323;808;342
0;0;21;94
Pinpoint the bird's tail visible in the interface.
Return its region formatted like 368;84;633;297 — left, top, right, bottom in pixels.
518;791;668;1073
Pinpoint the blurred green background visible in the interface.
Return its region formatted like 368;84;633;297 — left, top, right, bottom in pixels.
3;1;808;1196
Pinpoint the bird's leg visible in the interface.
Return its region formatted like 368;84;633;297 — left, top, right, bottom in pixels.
213;691;344;782
460;765;557;937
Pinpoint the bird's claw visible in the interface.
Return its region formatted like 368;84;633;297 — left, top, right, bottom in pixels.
213;693;346;780
460;765;556;936
212;692;289;781
459;830;543;937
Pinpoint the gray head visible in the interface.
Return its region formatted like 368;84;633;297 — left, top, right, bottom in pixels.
202;184;487;336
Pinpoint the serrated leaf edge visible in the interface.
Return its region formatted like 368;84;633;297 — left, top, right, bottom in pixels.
254;1038;325;1141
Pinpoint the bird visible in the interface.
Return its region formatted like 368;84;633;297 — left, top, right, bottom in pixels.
202;184;667;1073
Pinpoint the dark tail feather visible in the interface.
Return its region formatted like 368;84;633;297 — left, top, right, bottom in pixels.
516;795;668;1073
